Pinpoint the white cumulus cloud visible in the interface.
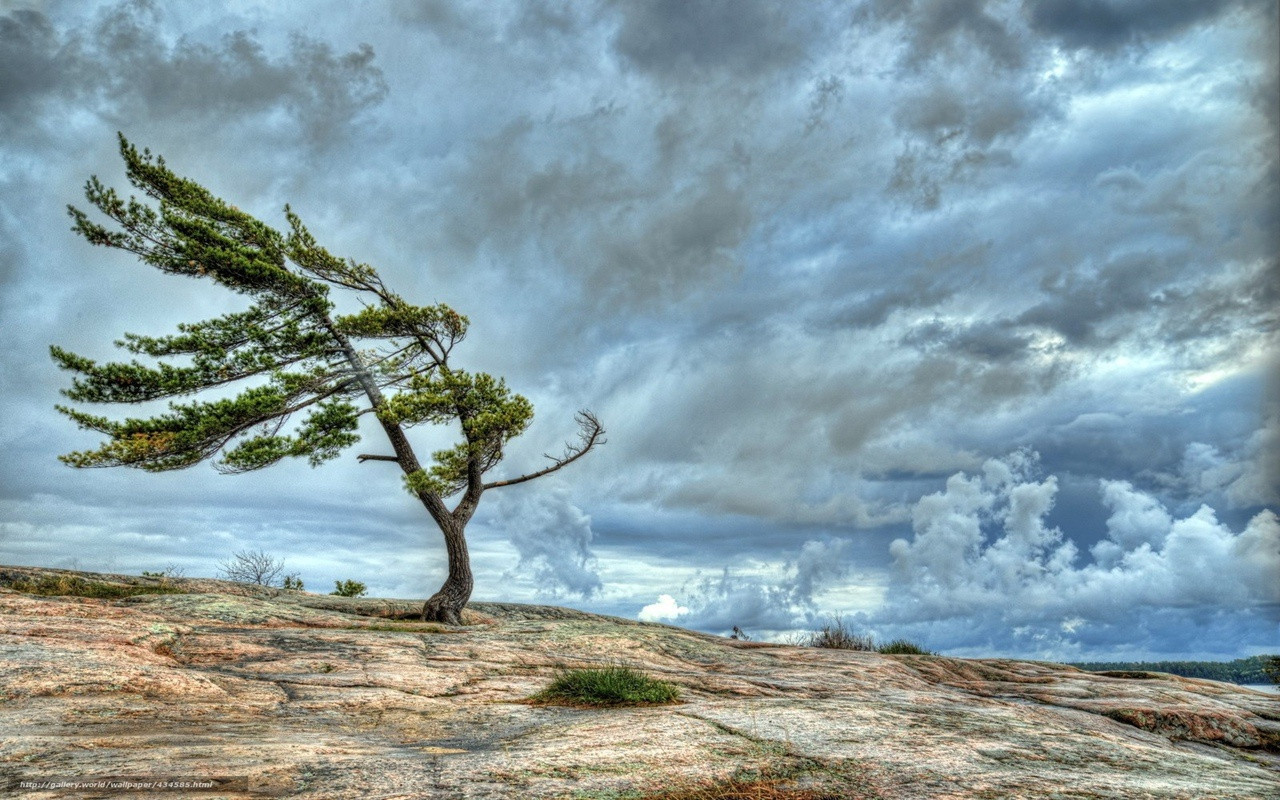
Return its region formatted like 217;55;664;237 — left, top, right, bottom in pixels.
877;452;1280;659
638;593;690;622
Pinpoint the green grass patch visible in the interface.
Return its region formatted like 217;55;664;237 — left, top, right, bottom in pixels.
7;574;184;599
531;666;681;707
876;639;934;655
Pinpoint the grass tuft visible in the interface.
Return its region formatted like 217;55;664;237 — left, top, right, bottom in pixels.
7;574;183;599
798;615;932;655
805;615;875;651
875;639;933;655
531;665;680;707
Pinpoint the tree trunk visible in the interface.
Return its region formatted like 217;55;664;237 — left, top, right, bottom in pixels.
421;518;473;625
323;312;479;626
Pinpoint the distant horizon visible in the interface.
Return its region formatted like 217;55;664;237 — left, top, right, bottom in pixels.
3;559;1278;667
1;2;1276;663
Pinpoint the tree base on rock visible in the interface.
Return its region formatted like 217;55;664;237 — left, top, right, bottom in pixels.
421;593;466;625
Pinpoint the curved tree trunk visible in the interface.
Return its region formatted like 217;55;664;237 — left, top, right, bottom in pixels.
421;518;473;624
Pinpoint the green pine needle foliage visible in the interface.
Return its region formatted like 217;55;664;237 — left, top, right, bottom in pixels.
331;579;368;598
52;134;539;495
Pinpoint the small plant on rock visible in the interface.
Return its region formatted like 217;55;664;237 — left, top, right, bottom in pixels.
806;615;875;651
218;549;286;586
876;639;933;655
331;579;367;598
531;665;680;707
9;574;181;598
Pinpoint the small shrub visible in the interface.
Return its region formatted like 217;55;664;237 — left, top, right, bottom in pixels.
330;579;367;598
219;549;285;586
806;615;874;651
531;665;680;707
141;564;186;579
281;573;304;591
730;625;751;641
876;639;933;655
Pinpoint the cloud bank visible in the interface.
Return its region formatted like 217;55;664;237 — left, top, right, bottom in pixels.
878;452;1279;660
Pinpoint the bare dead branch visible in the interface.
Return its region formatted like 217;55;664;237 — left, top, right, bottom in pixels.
217;549;286;587
482;410;605;490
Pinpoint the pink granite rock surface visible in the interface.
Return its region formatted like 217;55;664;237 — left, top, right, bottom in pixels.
1;566;1276;799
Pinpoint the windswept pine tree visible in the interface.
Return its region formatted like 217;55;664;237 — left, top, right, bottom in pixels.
52;135;604;624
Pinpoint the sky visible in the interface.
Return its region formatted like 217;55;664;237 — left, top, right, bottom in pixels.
0;0;1276;662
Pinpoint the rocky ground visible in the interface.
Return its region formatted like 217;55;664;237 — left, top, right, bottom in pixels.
0;565;1277;799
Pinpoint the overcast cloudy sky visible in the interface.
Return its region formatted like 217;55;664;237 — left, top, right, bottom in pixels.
1;0;1276;662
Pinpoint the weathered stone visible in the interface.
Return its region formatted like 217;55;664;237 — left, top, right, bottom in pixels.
0;565;1276;799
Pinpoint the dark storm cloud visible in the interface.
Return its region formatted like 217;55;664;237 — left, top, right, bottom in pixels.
1251;7;1280;145
595;168;751;303
433;105;755;311
1158;263;1278;350
0;1;385;146
390;0;474;33
901;319;1035;362
893;76;1057;150
610;0;815;78
1017;252;1179;347
1026;0;1248;52
856;3;1064;209
0;9;64;116
1017;252;1277;360
859;0;1027;70
823;280;954;330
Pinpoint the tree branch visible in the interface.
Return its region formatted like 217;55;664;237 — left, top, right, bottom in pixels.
357;454;399;463
482;410;605;490
318;313;455;529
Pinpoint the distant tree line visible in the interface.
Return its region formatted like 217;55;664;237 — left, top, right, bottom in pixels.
1071;655;1279;685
